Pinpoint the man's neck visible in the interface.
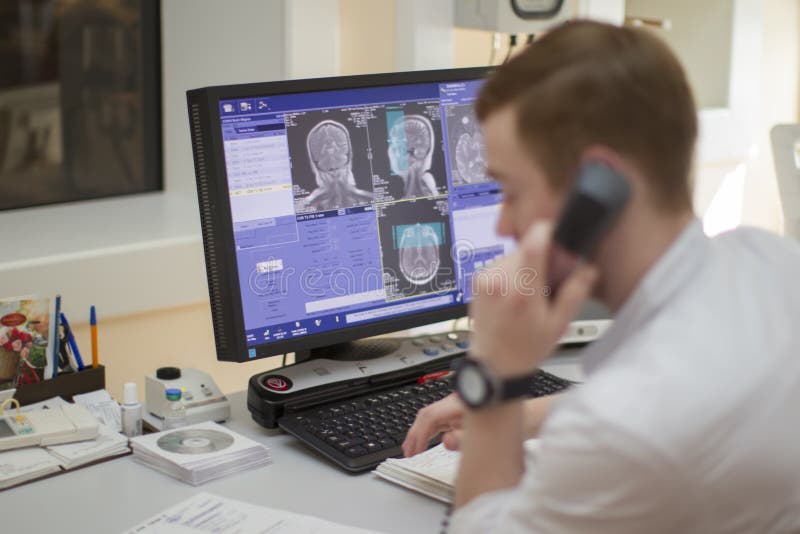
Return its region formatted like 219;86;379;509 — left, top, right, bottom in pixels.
597;209;695;313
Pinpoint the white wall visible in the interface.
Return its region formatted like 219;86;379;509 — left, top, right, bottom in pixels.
0;0;339;319
162;0;288;195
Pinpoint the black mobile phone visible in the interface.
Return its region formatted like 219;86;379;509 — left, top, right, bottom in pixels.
548;161;631;291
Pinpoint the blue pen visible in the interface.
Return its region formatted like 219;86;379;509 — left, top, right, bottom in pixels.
52;295;61;377
59;312;85;371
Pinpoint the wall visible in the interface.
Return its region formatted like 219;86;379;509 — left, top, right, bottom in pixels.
626;0;734;109
741;0;800;231
339;0;395;75
0;0;341;321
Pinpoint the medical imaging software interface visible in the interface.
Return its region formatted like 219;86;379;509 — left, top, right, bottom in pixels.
219;80;512;354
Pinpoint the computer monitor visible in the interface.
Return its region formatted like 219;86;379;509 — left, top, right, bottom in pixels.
187;67;610;365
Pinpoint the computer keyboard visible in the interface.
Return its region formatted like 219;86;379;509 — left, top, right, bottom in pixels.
278;369;572;472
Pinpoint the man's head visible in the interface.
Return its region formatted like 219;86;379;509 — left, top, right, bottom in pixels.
477;20;697;242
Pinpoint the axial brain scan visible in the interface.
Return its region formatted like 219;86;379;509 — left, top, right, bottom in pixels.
398;223;441;285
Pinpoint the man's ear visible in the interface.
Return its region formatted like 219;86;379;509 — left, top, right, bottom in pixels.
580;145;626;172
579;145;643;200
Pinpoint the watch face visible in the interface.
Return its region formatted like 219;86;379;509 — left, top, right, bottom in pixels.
457;363;490;407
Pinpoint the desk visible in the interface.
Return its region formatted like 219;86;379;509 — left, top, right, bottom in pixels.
2;354;582;533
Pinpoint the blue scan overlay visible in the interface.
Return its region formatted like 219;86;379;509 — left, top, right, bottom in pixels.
392;222;446;250
387;109;409;172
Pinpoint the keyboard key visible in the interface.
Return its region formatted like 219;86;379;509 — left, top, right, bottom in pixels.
337;437;365;450
345;446;367;457
378;437;396;448
365;441;381;453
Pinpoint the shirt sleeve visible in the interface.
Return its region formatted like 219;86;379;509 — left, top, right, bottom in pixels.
448;396;692;534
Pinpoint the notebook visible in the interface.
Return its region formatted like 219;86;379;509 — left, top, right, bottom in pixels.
374;439;541;503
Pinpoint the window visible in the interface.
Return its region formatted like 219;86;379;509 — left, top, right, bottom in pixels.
0;0;161;211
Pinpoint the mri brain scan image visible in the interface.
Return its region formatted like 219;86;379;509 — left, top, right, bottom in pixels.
446;105;489;186
398;223;441;285
309;120;349;171
455;120;487;184
388;115;438;199
303;119;373;211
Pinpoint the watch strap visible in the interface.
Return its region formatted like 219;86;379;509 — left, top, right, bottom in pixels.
499;372;536;402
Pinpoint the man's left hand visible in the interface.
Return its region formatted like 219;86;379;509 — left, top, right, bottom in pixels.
469;221;598;377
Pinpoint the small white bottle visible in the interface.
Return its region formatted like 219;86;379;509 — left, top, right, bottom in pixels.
163;388;187;430
120;382;143;437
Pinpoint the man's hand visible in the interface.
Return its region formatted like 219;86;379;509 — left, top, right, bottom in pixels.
402;392;465;458
470;221;597;376
403;392;559;457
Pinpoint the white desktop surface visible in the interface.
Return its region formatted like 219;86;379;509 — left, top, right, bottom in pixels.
2;354;582;534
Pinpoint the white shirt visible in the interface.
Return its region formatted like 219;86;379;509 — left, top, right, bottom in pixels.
451;221;800;533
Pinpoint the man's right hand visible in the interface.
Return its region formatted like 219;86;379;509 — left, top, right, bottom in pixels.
402;392;558;458
402;392;466;458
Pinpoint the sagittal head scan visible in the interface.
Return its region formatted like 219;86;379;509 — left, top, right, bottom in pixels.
398;223;441;285
304;119;373;211
388;115;438;199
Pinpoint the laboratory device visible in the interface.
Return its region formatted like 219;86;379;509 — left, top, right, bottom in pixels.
0;403;99;451
144;367;230;431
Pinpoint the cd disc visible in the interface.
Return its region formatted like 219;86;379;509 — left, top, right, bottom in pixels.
157;429;235;454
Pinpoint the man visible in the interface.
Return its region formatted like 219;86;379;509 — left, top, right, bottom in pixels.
402;20;800;533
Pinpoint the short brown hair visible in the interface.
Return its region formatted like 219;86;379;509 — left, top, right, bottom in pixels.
476;20;696;212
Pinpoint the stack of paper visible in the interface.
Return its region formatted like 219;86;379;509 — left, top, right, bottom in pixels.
0;447;62;490
130;421;271;486
374;443;460;503
374;439;541;503
46;423;130;469
0;397;132;490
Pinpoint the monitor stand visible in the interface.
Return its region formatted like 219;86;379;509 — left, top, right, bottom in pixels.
247;330;471;429
293;337;404;364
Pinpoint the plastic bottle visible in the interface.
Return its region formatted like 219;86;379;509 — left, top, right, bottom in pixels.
120;382;143;437
163;388;187;430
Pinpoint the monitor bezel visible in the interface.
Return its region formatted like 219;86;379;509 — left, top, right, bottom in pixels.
193;66;494;362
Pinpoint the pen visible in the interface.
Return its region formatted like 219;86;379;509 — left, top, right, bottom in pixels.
52;295;61;377
417;370;452;384
59;312;85;371
90;305;98;368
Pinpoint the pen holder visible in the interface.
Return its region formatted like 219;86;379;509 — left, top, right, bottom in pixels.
13;365;106;406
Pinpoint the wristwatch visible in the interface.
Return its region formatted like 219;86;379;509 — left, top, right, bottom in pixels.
453;358;536;409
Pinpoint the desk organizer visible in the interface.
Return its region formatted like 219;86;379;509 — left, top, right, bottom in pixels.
13;365;106;405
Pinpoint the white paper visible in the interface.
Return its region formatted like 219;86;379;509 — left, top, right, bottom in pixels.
72;389;122;431
46;423;129;468
123;492;385;534
0;447;62;489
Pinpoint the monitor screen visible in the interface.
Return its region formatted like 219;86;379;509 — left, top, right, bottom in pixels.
188;68;609;362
